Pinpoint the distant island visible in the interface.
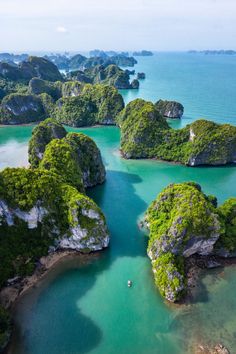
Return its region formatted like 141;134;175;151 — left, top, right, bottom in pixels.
188;50;236;55
133;50;153;56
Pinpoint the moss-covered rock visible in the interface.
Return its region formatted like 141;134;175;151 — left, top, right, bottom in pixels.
155;99;184;118
39;139;85;193
69;64;137;90
0;57;63;84
53;95;97;127
61;81;83;97
145;182;222;301
120;99;236;166
29;78;62;100
38;93;55;117
21;56;63;82
28;120;106;188
215;198;236;255
82;84;124;124
65;133;106;187
130;79;139;89
28;118;67;168
53;84;124;127
0;167;109;288
0;93;46;124
119;99;169;158
0;306;11;352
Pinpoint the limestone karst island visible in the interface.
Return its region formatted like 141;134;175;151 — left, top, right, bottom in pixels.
0;1;236;354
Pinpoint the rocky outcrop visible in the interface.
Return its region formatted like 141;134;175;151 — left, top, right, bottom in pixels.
29;78;62;100
54;83;124;127
155;99;184;118
28;118;66;167
0;167;109;290
0;56;63;83
133;50;153;56
69;54;137;70
0;93;46;124
65;132;106;187
186;120;236;166
145;182;223;302
120;99;236;166
196;343;230;354
20;56;63;82
137;72;146;79
28;119;106;188
130;79;139;89
61;81;83;97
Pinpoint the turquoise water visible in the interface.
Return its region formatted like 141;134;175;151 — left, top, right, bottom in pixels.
1;53;236;353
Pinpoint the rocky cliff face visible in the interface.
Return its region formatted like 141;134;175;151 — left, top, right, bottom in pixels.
54;84;124;127
155;99;184;118
28;119;106;188
65;132;106;187
28;118;67;167
145;182;223;302
0;56;63;83
0;168;109;289
120;99;236;166
186;120;236;166
0;93;46;124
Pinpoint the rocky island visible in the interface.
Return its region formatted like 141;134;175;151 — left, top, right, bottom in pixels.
68;64;139;90
155;99;184;118
0;119;109;351
145;182;236;302
119;99;236;166
133;50;153;56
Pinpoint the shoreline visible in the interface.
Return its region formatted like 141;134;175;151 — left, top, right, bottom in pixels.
0;249;98;310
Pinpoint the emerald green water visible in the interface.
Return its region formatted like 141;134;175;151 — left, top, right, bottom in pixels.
1;53;236;353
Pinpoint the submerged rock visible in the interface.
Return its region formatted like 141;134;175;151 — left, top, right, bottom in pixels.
155;99;184;118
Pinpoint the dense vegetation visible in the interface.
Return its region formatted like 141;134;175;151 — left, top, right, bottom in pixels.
28;118;67;168
0;93;46;124
29;119;106;187
54;84;124;126
145;182;236;301
0;306;11;351
65;132;106;187
69;64;139;89
0;56;62;83
0;119;108;348
120;99;236;166
0;167;108;288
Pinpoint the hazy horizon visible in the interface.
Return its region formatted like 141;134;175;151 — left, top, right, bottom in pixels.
1;0;236;52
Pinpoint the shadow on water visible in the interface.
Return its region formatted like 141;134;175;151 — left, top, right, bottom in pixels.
9;169;149;354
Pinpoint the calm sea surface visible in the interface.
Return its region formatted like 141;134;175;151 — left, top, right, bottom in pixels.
1;53;236;354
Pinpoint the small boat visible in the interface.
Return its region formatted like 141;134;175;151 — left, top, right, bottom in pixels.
128;280;132;287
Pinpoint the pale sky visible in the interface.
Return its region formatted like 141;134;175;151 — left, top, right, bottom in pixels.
0;0;235;52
